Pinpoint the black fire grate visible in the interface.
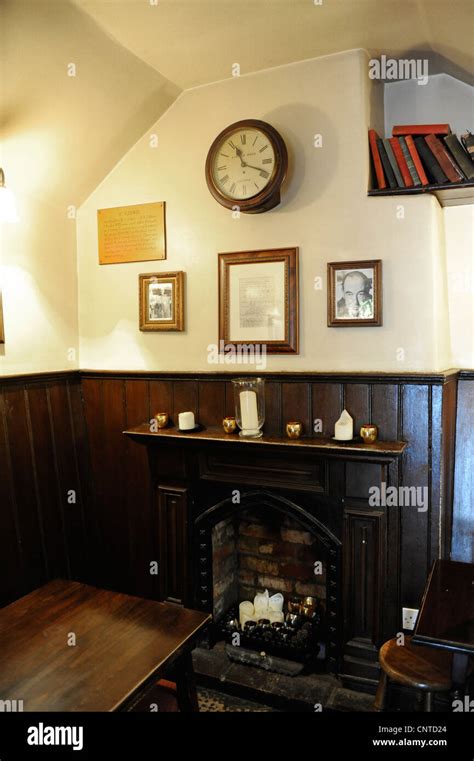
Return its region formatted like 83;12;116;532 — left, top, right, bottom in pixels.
217;605;324;666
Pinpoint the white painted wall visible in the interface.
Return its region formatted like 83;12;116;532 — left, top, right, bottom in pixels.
445;206;474;369
0;0;178;376
0;196;79;374
77;50;452;372
384;73;474;370
384;74;474;137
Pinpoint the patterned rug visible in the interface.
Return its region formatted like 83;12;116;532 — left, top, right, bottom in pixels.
198;686;275;712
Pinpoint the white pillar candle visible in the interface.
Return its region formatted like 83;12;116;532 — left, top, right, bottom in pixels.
334;409;353;441
239;601;254;628
268;610;285;624
178;411;195;430
269;593;284;612
240;390;259;431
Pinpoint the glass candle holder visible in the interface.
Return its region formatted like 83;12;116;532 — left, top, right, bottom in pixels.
232;377;265;439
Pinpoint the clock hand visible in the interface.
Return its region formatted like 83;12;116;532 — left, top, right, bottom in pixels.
241;162;266;173
234;145;246;167
235;145;268;173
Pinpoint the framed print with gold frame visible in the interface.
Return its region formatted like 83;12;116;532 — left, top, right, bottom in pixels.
218;247;299;354
327;259;382;327
139;271;184;331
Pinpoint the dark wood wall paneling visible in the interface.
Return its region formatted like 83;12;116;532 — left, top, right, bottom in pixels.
452;374;474;563
79;370;461;613
1;369;471;615
0;373;95;607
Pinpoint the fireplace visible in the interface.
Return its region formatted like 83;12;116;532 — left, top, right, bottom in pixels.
194;489;343;672
125;423;407;690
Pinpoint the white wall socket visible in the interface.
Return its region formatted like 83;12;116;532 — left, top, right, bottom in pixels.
402;607;419;630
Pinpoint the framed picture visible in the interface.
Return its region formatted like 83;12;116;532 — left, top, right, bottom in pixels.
327;260;382;327
219;247;298;354
139;271;184;331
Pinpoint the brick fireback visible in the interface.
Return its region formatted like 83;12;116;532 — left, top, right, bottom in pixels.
212;507;326;621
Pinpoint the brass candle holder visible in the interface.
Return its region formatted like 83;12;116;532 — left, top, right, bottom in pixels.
360;423;378;443
286;421;303;439
222;416;237;434
154;412;169;429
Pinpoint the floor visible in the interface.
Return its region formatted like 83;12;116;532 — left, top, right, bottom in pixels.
198;686;275;712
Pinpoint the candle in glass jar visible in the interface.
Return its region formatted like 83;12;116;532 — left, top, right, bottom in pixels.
178;411;195;430
240;390;259;431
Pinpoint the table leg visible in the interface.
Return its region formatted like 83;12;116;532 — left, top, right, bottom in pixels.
175;651;199;712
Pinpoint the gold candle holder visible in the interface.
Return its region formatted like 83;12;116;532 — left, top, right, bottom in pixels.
286;421;303;439
360;423;378;443
222;416;237;434
154;412;169;429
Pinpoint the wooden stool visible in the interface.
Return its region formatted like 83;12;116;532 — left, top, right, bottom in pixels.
374;636;452;712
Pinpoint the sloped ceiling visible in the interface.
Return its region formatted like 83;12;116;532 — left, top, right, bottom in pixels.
1;0;472;208
0;0;180;207
74;0;474;89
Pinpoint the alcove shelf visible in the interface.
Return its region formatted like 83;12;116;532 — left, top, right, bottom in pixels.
368;181;474;207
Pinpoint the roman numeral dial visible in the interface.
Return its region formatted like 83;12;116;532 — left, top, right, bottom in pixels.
206;119;288;212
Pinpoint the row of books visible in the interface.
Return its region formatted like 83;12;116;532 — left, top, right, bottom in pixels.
369;123;474;191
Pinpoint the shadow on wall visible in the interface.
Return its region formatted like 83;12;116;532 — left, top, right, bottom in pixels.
263;104;338;214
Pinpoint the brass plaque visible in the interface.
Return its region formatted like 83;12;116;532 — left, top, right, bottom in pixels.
98;202;166;265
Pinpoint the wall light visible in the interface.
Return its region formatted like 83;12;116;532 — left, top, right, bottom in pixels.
0;168;19;223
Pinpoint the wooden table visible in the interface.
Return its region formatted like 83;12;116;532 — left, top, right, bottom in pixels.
0;579;211;711
412;559;474;690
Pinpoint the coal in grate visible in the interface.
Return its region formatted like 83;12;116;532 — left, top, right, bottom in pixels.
217;604;325;667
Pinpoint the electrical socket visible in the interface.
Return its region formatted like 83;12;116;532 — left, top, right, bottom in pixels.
402;607;419;630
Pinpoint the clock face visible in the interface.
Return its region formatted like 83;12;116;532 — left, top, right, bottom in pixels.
210;127;277;201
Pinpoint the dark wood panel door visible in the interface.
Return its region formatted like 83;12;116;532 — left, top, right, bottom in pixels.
343;508;385;646
157;485;190;606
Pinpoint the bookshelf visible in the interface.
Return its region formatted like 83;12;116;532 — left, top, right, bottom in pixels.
368;180;474;207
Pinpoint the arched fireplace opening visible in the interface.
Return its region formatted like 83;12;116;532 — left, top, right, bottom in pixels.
194;490;343;673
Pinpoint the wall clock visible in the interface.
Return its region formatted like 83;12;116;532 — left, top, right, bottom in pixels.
205;119;288;213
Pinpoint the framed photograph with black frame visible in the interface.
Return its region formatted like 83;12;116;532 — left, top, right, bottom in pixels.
327;259;382;327
218;247;299;354
139;271;185;331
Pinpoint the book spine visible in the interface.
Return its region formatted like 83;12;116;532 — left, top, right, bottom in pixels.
383;139;404;187
388;137;414;187
405;136;429;186
443;135;474;181
425;134;463;183
399;137;421;185
392;124;451;136
413;137;448;184
461;132;474;158
368;130;386;189
377;138;397;189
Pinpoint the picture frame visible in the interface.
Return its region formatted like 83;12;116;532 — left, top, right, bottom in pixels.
139;271;184;331
327;259;382;327
218;247;299;354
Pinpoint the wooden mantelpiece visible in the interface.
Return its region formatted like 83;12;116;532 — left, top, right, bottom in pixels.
125;422;410;689
124;423;407;459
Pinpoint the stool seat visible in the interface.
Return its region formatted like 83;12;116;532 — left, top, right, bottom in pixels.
374;636;452;711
